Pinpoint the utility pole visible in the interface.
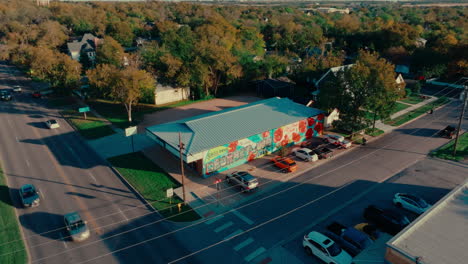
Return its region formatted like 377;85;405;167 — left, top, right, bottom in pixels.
178;132;186;202
453;84;468;156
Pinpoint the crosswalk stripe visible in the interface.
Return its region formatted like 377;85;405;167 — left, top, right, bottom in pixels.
205;214;224;225
214;221;233;233
232;209;254;225
233;238;254;251
244;247;266;262
224;229;243;240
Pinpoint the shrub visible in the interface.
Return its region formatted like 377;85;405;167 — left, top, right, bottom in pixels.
411;82;421;95
405;88;412;98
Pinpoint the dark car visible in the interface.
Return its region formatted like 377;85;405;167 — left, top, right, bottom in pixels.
225;171;259;192
363;205;410;235
326;222;373;254
438;125;457;139
0;90;12;101
19;184;40;208
64;212;90;242
313;147;333;159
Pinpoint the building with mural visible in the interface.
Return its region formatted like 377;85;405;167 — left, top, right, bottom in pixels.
146;97;324;178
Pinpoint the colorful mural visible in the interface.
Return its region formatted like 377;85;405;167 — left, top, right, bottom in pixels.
202;114;324;177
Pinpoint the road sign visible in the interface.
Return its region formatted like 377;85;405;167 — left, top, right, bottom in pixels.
78;106;90;113
125;126;138;137
166;188;174;198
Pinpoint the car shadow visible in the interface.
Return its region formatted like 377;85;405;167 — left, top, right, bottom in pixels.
28;114;44;119
27;121;47;129
19;212;65;240
65;192;96;199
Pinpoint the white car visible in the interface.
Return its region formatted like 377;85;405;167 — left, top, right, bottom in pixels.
324;134;352;149
393;193;431;215
45;119;60;129
303;231;353;264
12;85;22;93
294;148;318;162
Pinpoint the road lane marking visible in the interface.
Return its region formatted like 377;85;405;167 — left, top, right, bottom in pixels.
232;209;254;225
118;208;129;221
88;172;97;183
25;159;30;167
59;234;68;248
15;136;19;142
244;247;266;262
224;229;243;240
233;237;254;251
205;214;224;225
214;221;233;233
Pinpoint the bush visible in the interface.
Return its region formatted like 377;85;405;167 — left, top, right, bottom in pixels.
405;88;412;98
411;82;421;95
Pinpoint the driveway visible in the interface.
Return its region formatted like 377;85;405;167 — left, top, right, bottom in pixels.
138;95;261;131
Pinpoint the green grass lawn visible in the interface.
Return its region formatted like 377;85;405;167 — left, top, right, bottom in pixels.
399;95;425;104
108;152;201;222
365;102;411;121
0;167;28;264
430;132;468;161
88;98;213;129
60;109;115;140
384;97;450;127
365;128;385;137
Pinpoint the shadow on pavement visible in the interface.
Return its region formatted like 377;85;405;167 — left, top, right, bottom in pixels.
27;121;48;129
89;183;131;193
0;185;16;207
395;127;440;137
19;211;65;240
66;192;96;199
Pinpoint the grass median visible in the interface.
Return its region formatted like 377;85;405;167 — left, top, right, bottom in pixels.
108;152;201;222
0;167;28;264
399;95;426;105
384;97;450;127
61;109;115;140
430;132;468;161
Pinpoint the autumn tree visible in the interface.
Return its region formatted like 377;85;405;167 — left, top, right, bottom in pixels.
96;36;125;67
86;63;119;98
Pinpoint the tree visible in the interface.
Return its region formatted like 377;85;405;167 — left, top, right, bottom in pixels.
86;64;119;98
107;21;134;47
96;36;125;67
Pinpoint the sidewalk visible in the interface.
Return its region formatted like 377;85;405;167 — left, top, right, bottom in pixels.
375;96;437;133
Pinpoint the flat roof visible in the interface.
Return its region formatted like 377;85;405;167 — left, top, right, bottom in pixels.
388;179;468;264
146;97;323;155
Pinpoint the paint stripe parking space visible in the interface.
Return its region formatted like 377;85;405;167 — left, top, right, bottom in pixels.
214;221;233;233
233;237;254;251
244;247;266;262
232;209;254;225
205;214;224;225
223;229;243;240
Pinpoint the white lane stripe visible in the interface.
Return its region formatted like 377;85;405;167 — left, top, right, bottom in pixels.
88;173;97;183
214;221;233;233
205;215;224;225
7;118;12;125
244;247;266;262
234;238;254;252
232;209;254;225
15;136;19;142
59;234;68;248
118;208;129;221
25;159;30;167
224;229;243;240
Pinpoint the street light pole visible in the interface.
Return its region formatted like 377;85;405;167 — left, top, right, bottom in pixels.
453;84;467;156
178;132;186;202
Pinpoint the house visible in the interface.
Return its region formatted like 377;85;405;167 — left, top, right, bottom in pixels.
154;84;190;106
395;65;410;75
315;7;350;14
146;97;324;177
324;108;340;128
395;73;406;90
255;77;296;98
67;33;101;62
415;37;427;48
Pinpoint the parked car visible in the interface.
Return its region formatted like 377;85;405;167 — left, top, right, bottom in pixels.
313;147;333;159
19;184;40;208
45;119;60;129
293;148;318;162
354;223;381;241
301;140;322;149
437;125;457;139
326;222;373;251
363;205;410;235
32;91;42;98
324;134;352;149
271;156;297;172
393;193;431;215
225;171;258;192
303;231;353;264
12;85;22;93
64;212;90;242
0;90;12;101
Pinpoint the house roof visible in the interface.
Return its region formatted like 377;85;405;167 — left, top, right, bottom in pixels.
314;64;354;87
146;97;323;155
67;33;98;54
387;179;468;264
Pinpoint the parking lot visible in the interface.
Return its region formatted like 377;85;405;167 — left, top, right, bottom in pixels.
282;157;468;263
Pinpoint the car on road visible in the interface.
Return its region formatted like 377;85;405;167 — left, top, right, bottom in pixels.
32;91;42;98
293;148;318;162
324;134;352;149
313;147;333;159
45;119;60;129
271;156;297;172
363;205;410;235
64;212;90;242
393;193;431;215
326;222;373;252
225;171;258;192
303;231;353;264
437;125;457;139
12;85;22;93
19;184;40;208
0;90;12;101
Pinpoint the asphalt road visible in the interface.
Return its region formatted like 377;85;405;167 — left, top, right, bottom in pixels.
0;63;194;264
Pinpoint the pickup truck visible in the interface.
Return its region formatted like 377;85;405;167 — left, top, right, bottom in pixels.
313;147;333;159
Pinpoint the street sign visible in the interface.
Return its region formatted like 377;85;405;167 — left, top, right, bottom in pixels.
166;188;174;198
78;106;90;113
125;126;138;137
